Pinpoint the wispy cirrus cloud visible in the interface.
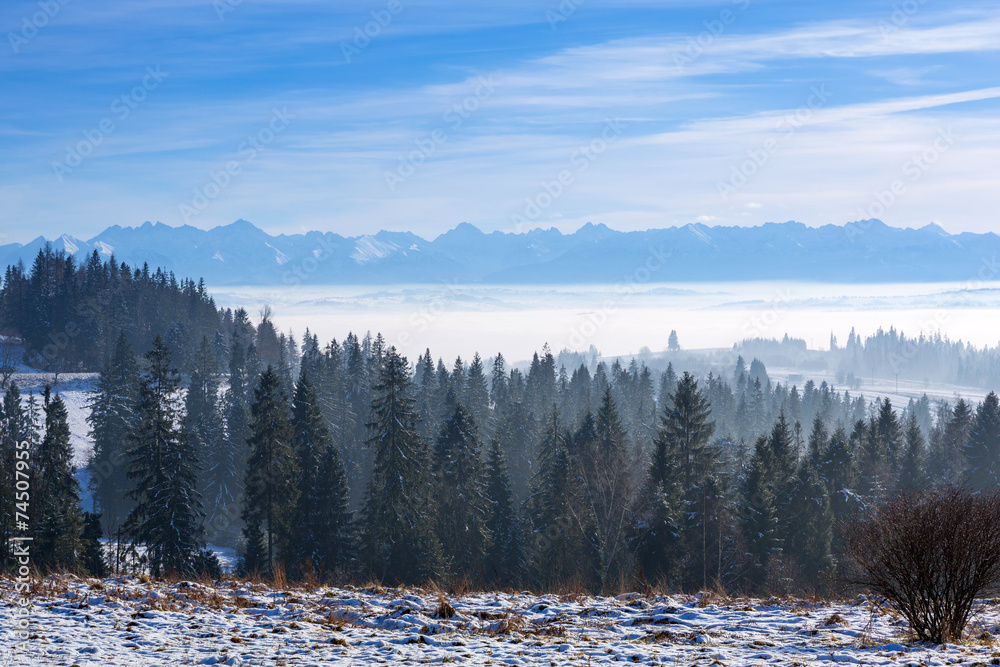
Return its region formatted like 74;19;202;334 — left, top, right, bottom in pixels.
1;1;999;241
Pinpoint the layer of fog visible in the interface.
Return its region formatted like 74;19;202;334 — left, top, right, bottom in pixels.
210;280;1000;362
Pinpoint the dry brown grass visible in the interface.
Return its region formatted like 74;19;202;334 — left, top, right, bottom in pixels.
270;563;287;591
434;592;456;619
823;612;849;627
486;612;526;636
696;585;730;608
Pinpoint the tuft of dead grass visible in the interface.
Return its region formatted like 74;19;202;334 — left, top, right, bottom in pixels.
823;612;848;627
434;592;456;619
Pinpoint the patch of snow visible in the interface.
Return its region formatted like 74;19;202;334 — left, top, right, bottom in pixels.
60;234;79;254
351;236;397;264
265;243;290;266
94;241;115;257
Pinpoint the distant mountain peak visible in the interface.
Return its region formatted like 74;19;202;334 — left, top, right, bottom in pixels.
221;218;264;233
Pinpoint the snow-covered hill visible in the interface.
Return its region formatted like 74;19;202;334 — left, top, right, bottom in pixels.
2;575;997;666
0;218;988;285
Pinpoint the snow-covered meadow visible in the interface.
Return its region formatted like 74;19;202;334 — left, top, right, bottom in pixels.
3;575;1000;666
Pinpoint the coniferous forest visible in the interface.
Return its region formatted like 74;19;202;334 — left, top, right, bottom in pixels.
3;251;1000;594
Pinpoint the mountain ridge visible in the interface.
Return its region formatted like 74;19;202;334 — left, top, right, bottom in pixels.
1;219;995;285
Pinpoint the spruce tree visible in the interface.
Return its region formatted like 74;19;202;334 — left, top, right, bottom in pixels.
124;337;204;577
33;389;84;571
490;354;511;418
465;353;491;438
81;512;108;577
485;436;523;587
789;458;833;588
566;413;602;589
788;421;834;589
933;399;973;484
496;400;536;507
739;414;797;589
527;407;581;588
898;413;928;492
638;372;717;587
86;332;139;537
965;392;1000;491
217;333;252;544
184;336;226;544
433;395;490;581
289;368;352;578
860;398;901;496
360;347;442;584
241;365;297;576
315;435;354;577
586;388;641;589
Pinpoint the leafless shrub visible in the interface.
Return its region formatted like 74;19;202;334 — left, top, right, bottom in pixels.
844;486;1000;643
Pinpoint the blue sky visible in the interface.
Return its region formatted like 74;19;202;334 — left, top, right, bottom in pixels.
1;0;998;243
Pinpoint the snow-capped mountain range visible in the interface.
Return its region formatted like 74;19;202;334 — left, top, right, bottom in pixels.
0;219;992;285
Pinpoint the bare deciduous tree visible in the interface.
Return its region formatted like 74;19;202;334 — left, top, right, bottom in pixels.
844;486;1000;643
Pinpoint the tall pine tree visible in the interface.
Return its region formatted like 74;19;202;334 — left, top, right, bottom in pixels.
965;392;1000;491
289;368;352;578
86;332;139;537
484;436;524;587
433;395;490;582
241;365;297;576
184;336;226;544
33;389;84;571
361;347;442;584
124;337;204;577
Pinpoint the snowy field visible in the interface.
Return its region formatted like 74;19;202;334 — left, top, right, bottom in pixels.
3;575;1000;666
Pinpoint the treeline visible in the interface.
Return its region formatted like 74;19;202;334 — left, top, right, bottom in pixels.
0;247;221;372
736;327;1000;390
4;321;1000;594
